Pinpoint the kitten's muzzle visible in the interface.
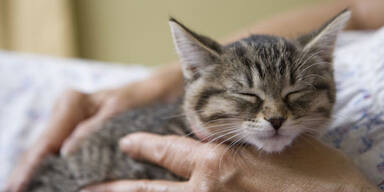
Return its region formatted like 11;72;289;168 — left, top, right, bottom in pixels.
265;117;286;130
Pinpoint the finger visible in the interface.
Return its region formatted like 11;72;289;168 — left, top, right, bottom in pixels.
4;164;31;192
60;113;106;156
4;148;46;192
60;99;123;156
119;133;202;178
37;89;91;154
61;91;129;156
80;180;189;192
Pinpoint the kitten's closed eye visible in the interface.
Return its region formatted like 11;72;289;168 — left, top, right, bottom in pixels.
238;92;260;98
285;89;313;102
232;92;262;103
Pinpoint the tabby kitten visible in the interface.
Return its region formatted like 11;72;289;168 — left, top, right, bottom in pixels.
24;10;350;192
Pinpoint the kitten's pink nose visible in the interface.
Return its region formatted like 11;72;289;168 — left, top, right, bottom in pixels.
265;117;286;130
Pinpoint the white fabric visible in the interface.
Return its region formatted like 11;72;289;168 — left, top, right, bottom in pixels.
323;27;384;189
0;27;384;190
0;54;150;188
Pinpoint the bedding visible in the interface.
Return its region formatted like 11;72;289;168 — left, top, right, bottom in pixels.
0;27;384;190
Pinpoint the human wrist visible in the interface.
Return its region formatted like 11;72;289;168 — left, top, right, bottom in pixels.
141;62;183;101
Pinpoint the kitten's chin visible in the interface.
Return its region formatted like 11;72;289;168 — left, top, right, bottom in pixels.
247;135;296;153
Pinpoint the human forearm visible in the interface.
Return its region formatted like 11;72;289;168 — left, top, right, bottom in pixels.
142;62;184;102
130;0;384;104
223;0;384;42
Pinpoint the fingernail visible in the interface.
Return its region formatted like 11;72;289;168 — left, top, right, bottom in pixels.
60;145;70;157
81;185;103;192
80;187;96;192
119;136;133;149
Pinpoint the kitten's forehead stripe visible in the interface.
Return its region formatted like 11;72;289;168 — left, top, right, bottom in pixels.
289;67;296;85
254;61;264;79
243;58;254;88
227;35;298;86
279;57;286;76
232;40;264;80
222;34;332;101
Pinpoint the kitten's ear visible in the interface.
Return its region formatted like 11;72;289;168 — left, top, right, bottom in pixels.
169;18;222;80
297;9;351;60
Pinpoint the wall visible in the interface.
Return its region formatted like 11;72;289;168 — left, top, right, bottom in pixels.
74;0;325;66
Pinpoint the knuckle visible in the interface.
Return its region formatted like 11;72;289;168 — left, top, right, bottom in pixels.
152;135;181;164
203;148;222;165
105;96;121;108
154;140;173;164
195;180;216;192
163;135;181;141
61;89;85;100
199;147;228;173
73;126;91;138
76;120;101;134
129;132;151;141
75;121;90;132
122;133;148;156
135;180;152;192
104;94;129;114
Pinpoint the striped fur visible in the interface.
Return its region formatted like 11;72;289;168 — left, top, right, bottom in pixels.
24;10;350;191
174;10;350;152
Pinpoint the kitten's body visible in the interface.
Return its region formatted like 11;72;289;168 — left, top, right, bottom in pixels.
24;10;351;192
27;101;186;191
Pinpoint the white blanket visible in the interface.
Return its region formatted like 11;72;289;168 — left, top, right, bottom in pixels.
1;27;384;190
0;55;150;189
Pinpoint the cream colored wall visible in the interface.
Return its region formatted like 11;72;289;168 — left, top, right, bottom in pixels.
0;1;327;65
0;0;77;57
0;1;5;49
74;0;325;66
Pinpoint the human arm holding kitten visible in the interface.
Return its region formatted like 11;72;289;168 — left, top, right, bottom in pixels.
6;0;384;191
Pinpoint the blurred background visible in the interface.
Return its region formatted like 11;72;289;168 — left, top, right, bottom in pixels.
0;0;327;66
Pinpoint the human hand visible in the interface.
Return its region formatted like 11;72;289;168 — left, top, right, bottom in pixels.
82;133;379;192
59;80;167;156
5;62;183;192
5;89;91;192
5;73;181;192
60;63;183;155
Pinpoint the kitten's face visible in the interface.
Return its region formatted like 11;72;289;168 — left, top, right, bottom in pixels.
183;37;335;152
170;10;350;152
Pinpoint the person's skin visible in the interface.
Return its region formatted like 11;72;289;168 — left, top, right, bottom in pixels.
80;133;378;192
5;0;384;191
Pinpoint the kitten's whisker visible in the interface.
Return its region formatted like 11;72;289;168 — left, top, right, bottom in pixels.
196;126;240;142
301;73;329;82
182;121;240;135
200;127;240;140
187;126;239;141
201;118;242;126
206;129;240;144
216;132;245;170
300;62;329;77
212;132;241;151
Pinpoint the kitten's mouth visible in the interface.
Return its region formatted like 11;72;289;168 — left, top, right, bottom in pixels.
257;132;286;140
246;132;294;153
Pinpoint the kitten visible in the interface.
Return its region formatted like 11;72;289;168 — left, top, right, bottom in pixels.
23;10;350;192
